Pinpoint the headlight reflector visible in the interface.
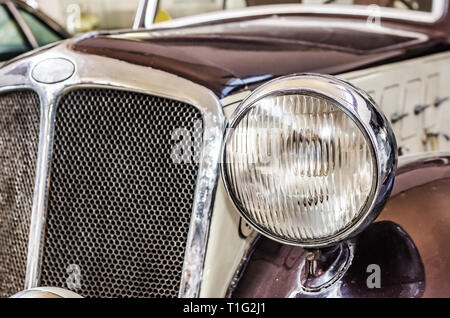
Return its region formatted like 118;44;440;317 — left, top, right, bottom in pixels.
222;74;396;247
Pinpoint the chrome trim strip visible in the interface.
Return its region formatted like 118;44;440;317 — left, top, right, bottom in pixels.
0;40;224;297
117;19;428;54
11;287;83;298
133;0;160;29
146;1;447;29
392;151;450;196
132;0;148;30
143;0;159;27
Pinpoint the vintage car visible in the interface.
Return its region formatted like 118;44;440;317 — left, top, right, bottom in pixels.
1;0;450;298
0;0;69;63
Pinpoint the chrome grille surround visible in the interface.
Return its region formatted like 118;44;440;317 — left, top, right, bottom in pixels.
0;41;224;297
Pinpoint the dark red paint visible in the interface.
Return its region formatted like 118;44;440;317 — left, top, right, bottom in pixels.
230;153;450;298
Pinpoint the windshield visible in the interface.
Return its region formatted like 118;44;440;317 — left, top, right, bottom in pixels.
155;0;439;23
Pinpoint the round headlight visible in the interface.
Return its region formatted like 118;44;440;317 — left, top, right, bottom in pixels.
222;74;396;247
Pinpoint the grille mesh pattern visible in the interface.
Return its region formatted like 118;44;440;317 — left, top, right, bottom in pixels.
0;90;40;297
40;88;203;297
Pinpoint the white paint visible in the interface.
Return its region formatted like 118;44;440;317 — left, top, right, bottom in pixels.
201;50;450;297
341;50;450;154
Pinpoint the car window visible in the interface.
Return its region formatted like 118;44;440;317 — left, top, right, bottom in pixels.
0;4;30;61
19;9;62;46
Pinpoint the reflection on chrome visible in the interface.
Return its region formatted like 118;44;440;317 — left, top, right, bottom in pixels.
222;74;397;248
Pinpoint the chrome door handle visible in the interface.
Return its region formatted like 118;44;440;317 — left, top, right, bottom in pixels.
414;104;431;115
391;112;409;123
426;131;450;141
434;97;449;107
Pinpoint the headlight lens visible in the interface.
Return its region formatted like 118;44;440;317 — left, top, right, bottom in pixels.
222;74;396;247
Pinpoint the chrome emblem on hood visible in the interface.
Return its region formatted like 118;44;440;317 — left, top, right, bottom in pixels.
32;58;75;84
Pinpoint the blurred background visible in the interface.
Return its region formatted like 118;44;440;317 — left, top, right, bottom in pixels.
28;0;434;34
0;0;435;62
31;0;140;33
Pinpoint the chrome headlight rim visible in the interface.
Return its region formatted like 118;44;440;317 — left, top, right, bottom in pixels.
221;73;397;248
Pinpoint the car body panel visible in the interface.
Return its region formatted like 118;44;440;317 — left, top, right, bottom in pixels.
203;47;450;296
230;152;450;298
72;13;450;98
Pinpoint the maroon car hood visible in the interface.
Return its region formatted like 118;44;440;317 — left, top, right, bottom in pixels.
72;16;450;98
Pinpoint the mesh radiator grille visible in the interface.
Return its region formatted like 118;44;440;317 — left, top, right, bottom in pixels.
0;90;40;297
40;88;203;297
